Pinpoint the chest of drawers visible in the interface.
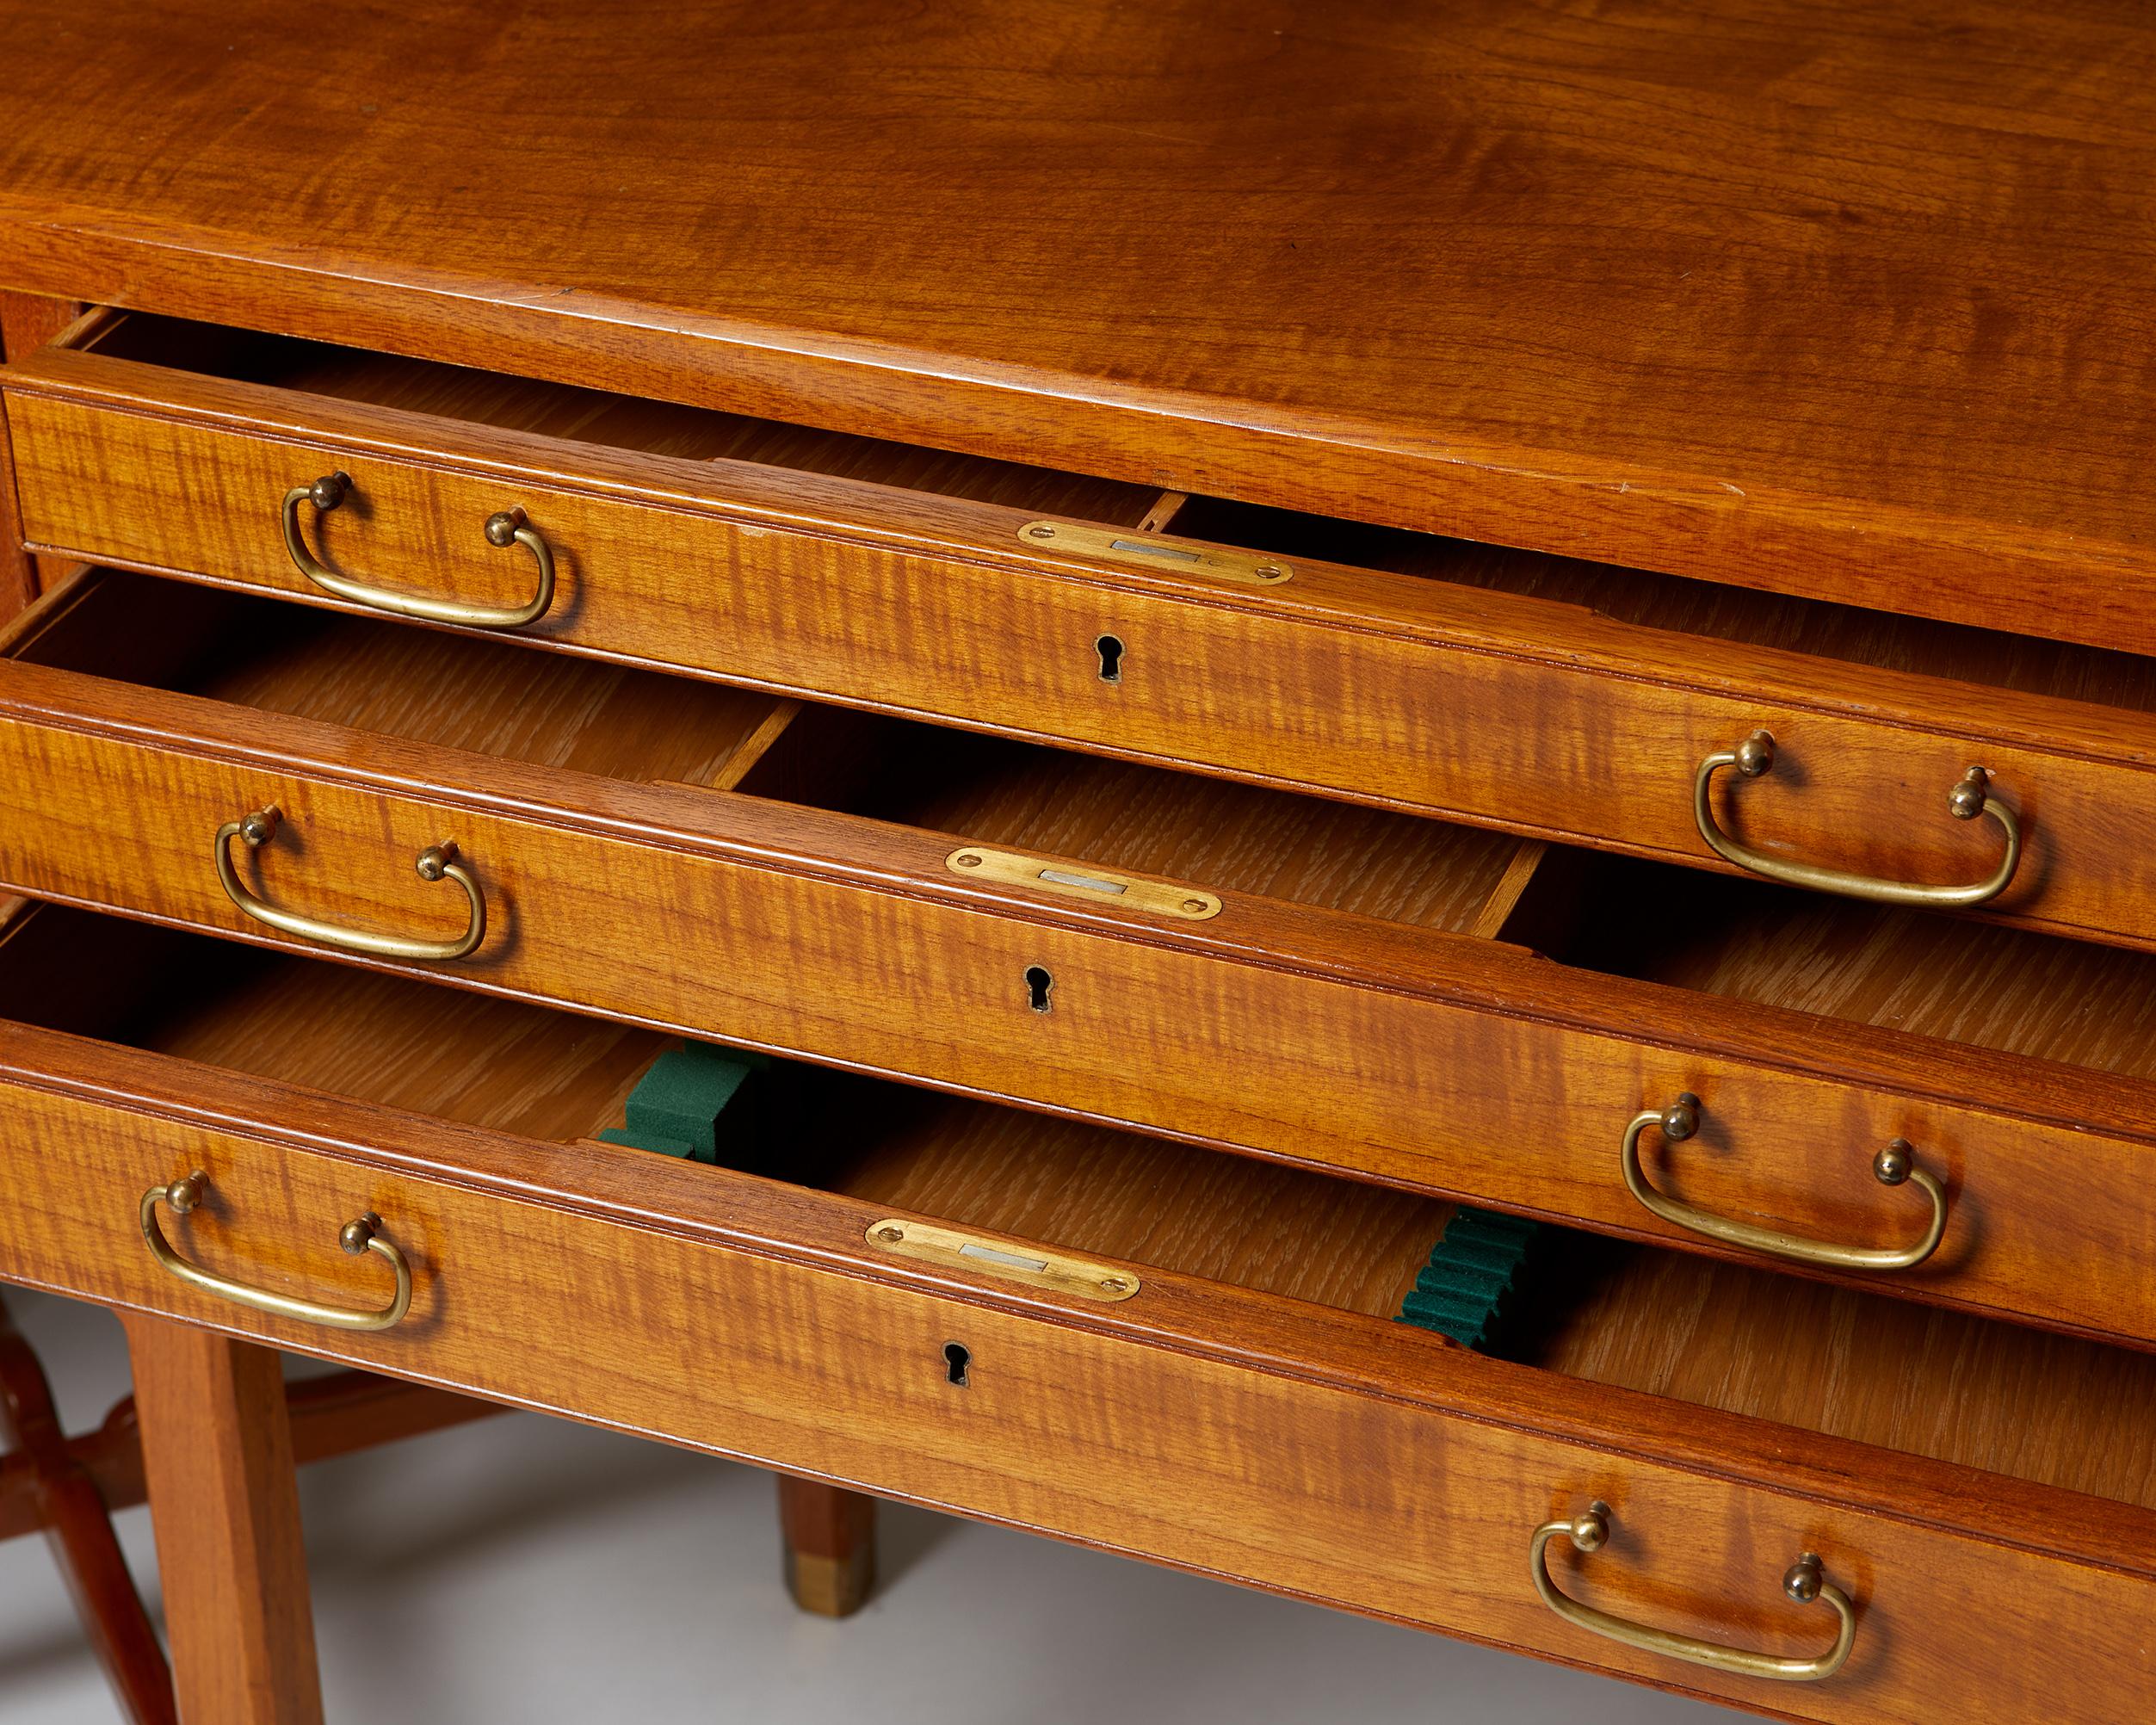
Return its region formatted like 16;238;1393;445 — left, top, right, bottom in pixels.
3;3;2156;1722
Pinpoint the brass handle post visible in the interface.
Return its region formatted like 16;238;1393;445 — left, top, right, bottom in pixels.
1531;1504;1856;1682
1622;1095;1948;1271
214;805;486;961
1695;731;2021;906
139;1172;412;1332
282;471;555;628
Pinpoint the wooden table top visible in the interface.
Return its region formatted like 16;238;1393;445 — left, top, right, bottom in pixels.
3;0;2152;631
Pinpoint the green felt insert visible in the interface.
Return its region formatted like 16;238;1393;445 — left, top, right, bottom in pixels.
1397;1207;1541;1352
608;1042;774;1165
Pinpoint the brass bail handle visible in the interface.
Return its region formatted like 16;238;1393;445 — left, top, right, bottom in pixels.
1530;1503;1856;1683
140;1172;413;1332
214;804;487;961
282;469;556;628
1622;1094;1949;1271
1694;730;2022;906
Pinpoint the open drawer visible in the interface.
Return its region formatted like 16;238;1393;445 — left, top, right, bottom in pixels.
0;903;2150;1725
5;571;2156;1348
7;311;2156;952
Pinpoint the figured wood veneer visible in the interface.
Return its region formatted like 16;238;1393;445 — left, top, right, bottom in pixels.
18;331;2156;952
8;3;2156;652
6;999;2156;1725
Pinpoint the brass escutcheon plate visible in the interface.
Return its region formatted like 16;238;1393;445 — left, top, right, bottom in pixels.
945;846;1222;920
1016;521;1291;584
866;1219;1141;1302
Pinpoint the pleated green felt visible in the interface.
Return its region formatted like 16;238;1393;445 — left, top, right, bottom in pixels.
1396;1207;1541;1351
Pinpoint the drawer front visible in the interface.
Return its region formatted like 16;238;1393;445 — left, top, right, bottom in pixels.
3;671;2156;1349
2;1036;2151;1725
12;1043;2156;1716
10;357;2156;953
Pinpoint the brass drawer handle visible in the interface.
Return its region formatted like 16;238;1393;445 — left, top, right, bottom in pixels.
282;471;556;629
1695;731;2021;906
1532;1503;1856;1683
214;805;487;961
1623;1095;1948;1271
139;1172;412;1332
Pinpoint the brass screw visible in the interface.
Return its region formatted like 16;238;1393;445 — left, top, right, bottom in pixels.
1182;899;1208;914
1255;565;1284;580
876;1226;905;1244
954;853;983;869
1099;1276;1130;1295
1027;525;1057;541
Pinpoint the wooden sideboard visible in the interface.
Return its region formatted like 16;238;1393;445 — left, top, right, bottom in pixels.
3;4;2155;1722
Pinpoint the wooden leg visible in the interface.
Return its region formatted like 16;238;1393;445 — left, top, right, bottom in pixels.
0;1295;176;1725
121;1314;324;1725
775;1475;877;1618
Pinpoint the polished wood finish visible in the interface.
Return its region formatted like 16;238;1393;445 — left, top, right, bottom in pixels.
14;326;2156;950
5;597;2156;1346
0;1292;174;1725
120;1313;322;1725
0;291;78;614
3;5;2156;651
0;990;2151;1724
776;1476;877;1619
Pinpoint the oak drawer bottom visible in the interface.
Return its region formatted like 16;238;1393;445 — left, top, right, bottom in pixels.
0;905;2151;1724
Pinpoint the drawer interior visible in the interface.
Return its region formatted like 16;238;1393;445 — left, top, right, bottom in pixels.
1183;496;2156;714
1539;850;2156;1080
6;569;1535;939
66;312;1163;525
8;900;2154;1514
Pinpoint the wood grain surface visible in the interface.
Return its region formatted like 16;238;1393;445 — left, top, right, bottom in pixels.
1519;1237;2156;1513
6;641;2156;1346
119;1314;320;1725
0;998;2153;1725
3;3;2155;647
15;336;2156;949
0;291;78;614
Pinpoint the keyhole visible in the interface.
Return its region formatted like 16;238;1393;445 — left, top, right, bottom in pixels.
1095;634;1125;683
1024;965;1053;1013
942;1342;971;1387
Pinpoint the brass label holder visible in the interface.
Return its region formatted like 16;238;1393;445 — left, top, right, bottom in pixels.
1018;521;1291;585
945;846;1223;920
866;1219;1141;1302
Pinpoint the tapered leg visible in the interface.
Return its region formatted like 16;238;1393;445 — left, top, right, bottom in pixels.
120;1314;324;1725
0;1296;175;1725
775;1474;877;1617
